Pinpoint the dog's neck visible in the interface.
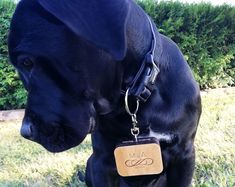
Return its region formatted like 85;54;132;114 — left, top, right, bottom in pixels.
103;2;163;111
122;2;162;93
126;1;162;57
96;4;163;139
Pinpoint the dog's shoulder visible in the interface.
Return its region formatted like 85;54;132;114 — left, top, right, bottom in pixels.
156;34;201;107
158;34;187;69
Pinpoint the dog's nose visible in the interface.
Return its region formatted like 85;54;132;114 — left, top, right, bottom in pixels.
21;118;33;140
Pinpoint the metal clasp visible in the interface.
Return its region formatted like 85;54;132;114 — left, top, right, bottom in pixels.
149;55;160;84
125;88;140;142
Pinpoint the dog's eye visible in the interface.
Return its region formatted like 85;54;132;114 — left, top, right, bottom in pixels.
22;58;34;71
23;58;33;68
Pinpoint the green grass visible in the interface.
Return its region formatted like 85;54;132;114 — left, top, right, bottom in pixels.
0;88;234;187
193;88;235;187
0;120;90;187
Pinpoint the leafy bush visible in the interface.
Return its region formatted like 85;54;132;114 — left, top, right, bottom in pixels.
0;0;235;109
138;0;235;89
0;0;26;110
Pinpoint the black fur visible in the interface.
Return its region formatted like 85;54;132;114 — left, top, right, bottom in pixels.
8;0;201;186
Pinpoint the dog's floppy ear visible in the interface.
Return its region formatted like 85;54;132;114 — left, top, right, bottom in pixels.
38;0;130;60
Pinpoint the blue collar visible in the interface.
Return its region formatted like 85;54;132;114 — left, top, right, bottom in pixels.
122;16;160;102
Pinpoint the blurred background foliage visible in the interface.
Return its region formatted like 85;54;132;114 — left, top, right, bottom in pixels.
138;0;235;88
0;0;27;110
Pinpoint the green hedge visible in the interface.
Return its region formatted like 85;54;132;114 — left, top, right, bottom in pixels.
0;0;26;110
0;0;235;109
138;0;235;89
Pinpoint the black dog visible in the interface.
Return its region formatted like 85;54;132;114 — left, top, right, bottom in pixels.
8;0;201;186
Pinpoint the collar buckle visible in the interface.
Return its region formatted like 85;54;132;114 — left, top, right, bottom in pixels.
133;54;160;102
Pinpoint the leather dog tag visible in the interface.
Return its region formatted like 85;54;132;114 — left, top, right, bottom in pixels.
114;138;163;177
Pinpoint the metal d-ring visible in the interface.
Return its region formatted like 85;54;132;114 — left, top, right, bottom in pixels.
125;88;140;141
125;88;139;116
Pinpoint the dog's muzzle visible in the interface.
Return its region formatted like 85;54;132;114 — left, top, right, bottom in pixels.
21;117;34;140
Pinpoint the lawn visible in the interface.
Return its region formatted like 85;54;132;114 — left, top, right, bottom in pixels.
0;88;234;187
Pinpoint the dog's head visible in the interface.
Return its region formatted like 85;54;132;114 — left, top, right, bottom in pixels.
8;0;130;152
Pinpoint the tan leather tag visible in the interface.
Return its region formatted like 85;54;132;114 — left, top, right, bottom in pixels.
114;143;163;177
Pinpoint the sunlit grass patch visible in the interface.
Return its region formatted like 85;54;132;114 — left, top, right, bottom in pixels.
0;120;91;187
193;88;235;187
0;88;234;186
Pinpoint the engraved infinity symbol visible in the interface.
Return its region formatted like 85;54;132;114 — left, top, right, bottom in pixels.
125;158;154;167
